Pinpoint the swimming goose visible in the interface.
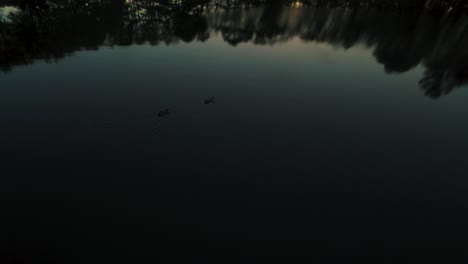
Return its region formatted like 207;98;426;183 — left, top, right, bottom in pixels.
204;97;215;104
158;109;170;117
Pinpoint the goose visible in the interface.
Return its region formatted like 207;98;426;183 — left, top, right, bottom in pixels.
158;109;170;117
204;97;215;104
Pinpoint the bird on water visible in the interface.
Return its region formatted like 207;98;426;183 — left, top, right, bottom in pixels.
204;97;215;104
158;109;170;117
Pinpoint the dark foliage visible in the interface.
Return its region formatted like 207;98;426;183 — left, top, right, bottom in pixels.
1;0;467;98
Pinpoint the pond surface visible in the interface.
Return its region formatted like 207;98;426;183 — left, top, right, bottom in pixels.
1;1;468;262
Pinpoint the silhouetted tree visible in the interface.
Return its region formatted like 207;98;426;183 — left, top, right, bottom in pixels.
1;0;467;98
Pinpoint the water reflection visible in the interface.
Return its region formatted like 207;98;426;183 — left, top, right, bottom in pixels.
1;0;467;98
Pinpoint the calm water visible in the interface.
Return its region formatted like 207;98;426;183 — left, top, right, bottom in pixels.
1;1;468;262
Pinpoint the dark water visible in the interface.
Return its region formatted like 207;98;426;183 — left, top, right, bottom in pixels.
1;1;468;263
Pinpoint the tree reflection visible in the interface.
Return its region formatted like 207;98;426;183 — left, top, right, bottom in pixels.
1;0;467;98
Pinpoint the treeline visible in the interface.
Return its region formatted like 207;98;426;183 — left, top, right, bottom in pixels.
1;0;467;98
5;0;467;10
